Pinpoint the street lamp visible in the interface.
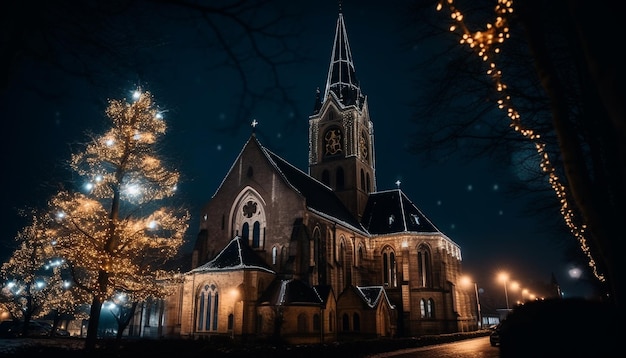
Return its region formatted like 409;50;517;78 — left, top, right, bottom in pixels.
498;272;510;310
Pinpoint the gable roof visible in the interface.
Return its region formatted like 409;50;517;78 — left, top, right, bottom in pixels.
209;134;367;234
361;189;442;235
258;278;324;306
355;285;396;309
188;236;274;274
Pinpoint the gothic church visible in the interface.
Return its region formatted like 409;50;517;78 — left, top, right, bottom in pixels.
158;10;474;343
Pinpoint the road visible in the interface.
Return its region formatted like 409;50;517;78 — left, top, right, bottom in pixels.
368;336;499;358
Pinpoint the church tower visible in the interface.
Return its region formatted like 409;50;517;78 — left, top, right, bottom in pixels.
309;10;376;220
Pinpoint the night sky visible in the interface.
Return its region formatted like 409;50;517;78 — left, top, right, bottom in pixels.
1;1;595;307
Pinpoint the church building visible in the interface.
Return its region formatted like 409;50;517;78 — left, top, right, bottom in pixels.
157;9;475;343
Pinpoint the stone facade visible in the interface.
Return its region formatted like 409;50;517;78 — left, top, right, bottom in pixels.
137;10;475;344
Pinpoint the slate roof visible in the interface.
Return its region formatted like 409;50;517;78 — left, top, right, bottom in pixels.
361;189;442;235
262;143;367;233
188;236;274;274
318;12;365;111
258;278;324;306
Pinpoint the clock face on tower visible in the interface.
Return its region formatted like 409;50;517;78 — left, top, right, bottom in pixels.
324;128;343;156
359;131;368;159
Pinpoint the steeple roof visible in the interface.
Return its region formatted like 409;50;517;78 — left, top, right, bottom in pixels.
361;189;442;235
322;11;365;109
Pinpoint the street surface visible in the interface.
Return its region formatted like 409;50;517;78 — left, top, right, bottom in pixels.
368;336;499;358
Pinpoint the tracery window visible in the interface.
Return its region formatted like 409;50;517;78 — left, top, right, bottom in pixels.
233;189;266;249
197;284;219;332
420;298;435;319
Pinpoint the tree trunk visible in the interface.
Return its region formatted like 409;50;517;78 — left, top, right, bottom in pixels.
84;296;103;351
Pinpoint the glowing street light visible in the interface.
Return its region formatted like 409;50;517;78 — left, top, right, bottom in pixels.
498;272;510;310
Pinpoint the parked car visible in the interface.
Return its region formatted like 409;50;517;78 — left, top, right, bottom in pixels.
489;322;503;346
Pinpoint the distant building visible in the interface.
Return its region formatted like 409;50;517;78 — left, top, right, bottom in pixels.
142;9;475;343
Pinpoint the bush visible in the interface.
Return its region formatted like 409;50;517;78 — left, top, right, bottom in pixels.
498;298;621;358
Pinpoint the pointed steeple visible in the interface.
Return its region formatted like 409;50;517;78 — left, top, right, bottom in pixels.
324;8;365;108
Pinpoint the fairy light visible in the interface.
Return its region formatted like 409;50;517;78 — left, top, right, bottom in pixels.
0;87;190;336
40;87;190;342
436;0;603;281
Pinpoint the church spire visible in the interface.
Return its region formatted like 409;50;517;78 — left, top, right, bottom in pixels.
323;8;364;108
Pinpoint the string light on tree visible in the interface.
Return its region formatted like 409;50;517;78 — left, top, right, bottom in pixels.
43;86;190;350
436;0;603;282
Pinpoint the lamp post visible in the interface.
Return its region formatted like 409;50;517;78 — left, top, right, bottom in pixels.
498;272;510;310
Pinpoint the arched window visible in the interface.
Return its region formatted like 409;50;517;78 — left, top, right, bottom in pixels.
311;227;322;285
197;284;219;332
329;310;335;332
353;313;360;332
357;245;364;267
420;298;434;318
427;298;435;318
242;222;249;241
227;313;234;330
252;221;260;248
272;246;278;265
339;238;352;288
336;167;345;190
417;244;432;287
233;189;267;249
339;240;346;289
313;314;321;331
382;247;397;287
342;313;350;331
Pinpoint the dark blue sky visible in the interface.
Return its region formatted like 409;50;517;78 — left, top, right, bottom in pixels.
0;1;595;305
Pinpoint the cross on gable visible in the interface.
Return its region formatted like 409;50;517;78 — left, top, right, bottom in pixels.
251;119;258;128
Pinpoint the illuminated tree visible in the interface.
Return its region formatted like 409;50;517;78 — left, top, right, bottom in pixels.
0;215;68;336
413;0;624;307
45;88;189;350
